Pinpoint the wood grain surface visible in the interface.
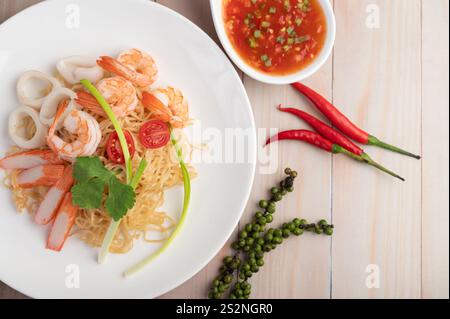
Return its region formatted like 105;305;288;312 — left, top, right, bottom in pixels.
0;0;448;299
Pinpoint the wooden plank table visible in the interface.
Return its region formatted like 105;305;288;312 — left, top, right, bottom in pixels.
0;0;448;299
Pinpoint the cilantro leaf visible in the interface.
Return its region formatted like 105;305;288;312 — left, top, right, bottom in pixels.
105;176;136;221
71;177;105;209
73;157;112;183
71;156;136;220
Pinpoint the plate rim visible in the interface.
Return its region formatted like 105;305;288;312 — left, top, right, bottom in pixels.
0;0;256;299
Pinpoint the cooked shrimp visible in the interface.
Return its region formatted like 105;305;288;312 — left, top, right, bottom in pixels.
47;100;101;162
97;48;157;87
0;149;63;169
141;87;189;128
46;192;78;251
16;164;65;188
35;166;74;225
75;76;138;117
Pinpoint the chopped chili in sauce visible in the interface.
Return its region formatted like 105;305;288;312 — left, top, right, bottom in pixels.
223;0;327;75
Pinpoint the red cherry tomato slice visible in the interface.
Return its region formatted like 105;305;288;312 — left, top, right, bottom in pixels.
106;130;135;164
139;120;170;149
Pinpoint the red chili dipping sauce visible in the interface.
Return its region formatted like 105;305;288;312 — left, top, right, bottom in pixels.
223;0;327;75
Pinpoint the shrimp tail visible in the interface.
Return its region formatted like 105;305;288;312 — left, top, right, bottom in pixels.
141;91;173;122
75;90;106;116
47;100;70;154
97;56;135;81
48;100;69;135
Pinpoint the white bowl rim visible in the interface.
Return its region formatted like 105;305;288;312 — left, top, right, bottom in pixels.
210;0;336;85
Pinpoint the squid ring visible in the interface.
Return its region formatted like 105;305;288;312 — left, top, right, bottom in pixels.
40;87;76;127
8;106;48;149
56;56;104;85
17;70;61;109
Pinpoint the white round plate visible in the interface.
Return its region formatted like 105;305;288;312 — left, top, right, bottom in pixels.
0;0;256;298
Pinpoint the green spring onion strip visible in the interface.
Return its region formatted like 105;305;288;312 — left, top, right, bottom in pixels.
130;159;148;189
80;79;132;183
98;220;120;264
97;158;147;264
124;131;191;277
81;79;147;264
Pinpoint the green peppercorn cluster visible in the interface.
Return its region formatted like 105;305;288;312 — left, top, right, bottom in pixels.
208;168;334;299
228;217;332;299
208;255;240;299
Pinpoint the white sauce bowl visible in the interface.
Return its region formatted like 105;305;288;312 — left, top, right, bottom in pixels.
210;0;336;84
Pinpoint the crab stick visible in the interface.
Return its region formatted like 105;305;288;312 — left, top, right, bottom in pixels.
46;193;78;252
0;149;63;170
35;166;74;225
16;164;65;188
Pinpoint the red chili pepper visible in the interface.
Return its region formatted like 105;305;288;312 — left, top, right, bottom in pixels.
291;82;421;159
266;130;405;181
278;105;364;156
267;129;335;152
